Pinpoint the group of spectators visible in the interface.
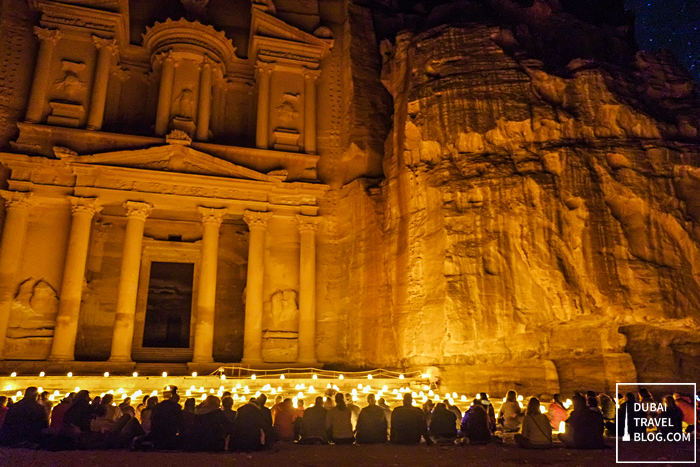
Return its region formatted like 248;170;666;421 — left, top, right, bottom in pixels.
0;385;697;452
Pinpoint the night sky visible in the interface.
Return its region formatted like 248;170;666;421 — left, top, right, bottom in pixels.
626;0;700;81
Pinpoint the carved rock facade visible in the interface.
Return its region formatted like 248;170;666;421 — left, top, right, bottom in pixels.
0;0;698;394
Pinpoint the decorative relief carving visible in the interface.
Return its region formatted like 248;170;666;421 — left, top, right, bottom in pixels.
255;60;275;76
68;196;102;216
302;68;322;81
243;210;273;229
110;66;131;81
92;36;117;55
269;289;298;332
275;93;300;127
174;88;195;119
33;27;61;45
123;201;153;220
53;146;78;158
266;169;288;181
8;278;58;336
154;50;176;67
295;215;321;233
198;206;227;226
166;129;193;145
54;60;87;101
39;14;116;34
0;190;34;210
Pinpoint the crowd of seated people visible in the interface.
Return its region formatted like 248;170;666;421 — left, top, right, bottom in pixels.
0;385;697;451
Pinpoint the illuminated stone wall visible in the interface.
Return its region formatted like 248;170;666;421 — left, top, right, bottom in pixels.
329;8;700;390
0;1;698;394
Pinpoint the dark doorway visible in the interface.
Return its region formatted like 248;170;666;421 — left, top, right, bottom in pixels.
142;262;194;348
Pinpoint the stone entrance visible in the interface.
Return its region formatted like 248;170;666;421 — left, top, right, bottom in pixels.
142;261;194;349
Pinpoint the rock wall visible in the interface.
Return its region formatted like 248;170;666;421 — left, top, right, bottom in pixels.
0;0;36;149
324;14;700;393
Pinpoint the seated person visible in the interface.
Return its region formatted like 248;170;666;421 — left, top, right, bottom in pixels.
428;403;457;440
90;405;144;449
390;394;432;445
586;391;601;413
461;401;492;444
299;397;328;444
673;393;696;433
90;405;114;434
477;394;497;433
325;393;354;444
657;395;684;436
356;394;388;444
273;398;298;442
498;390;524;432
186;396;226;451
150;391;183;450
515;398;552;449
558;394;605;449
598;393;616;434
230;400;267;452
618;393;645;438
0;387;49;446
548;394;568;429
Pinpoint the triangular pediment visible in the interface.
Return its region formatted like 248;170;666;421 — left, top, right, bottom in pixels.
249;8;332;60
55;144;280;182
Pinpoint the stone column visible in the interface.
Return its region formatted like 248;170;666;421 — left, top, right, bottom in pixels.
295;215;321;365
192;207;227;363
0;191;34;359
195;57;213;142
105;66;131;127
211;74;222;136
109;201;152;362
25;27;61;123
303;69;321;155
87;37;117;130
255;61;274;149
241;210;272;364
155;51;176;136
49;197;102;361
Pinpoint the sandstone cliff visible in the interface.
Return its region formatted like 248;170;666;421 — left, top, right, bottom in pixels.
323;0;700;394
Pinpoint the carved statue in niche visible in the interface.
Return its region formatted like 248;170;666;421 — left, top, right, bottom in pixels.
175;88;195;119
54;60;87;102
275;94;300;128
269;289;298;332
7;277;58;337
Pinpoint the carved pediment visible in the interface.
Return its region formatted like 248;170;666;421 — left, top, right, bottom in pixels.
249;8;333;62
55;144;280;182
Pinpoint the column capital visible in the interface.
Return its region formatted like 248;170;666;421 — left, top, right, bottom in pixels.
255;60;275;76
156;50;179;67
92;36;118;55
34;26;61;44
243;210;273;229
140;70;159;85
295;215;321;233
68;197;102;217
123;201;152;221
154;50;177;67
0;190;35;211
110;66;131;81
302;68;322;81
199;55;214;70
198;207;227;226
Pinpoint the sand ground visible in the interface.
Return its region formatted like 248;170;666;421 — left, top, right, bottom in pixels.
1;438;697;467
